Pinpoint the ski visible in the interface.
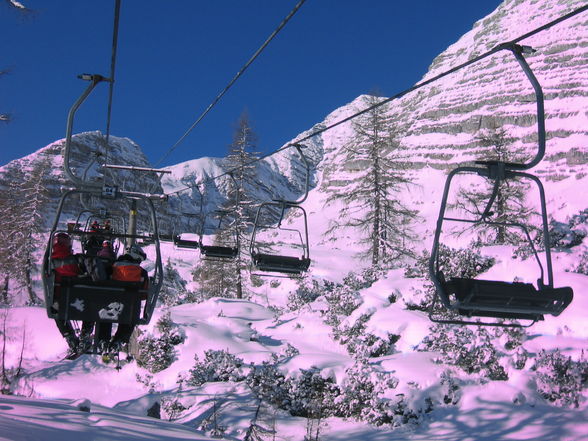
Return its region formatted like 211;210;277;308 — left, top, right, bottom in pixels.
62;348;87;361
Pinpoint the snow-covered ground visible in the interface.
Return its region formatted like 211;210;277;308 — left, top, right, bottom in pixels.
2;204;588;440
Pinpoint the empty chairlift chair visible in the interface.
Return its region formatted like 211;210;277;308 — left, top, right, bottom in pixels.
173;212;202;249
250;144;311;276
428;43;573;326
199;209;240;260
172;188;204;249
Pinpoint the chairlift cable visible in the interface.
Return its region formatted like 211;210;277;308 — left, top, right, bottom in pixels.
162;4;587;199
165;142;299;197
292;4;588;146
153;0;307;168
104;0;121;163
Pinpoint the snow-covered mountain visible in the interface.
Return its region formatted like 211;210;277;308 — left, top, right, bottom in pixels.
1;1;588;440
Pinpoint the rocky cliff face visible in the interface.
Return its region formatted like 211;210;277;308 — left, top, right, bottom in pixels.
396;0;587;176
0;131;165;231
316;0;587;191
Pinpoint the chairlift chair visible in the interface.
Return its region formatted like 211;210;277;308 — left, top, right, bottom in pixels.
78;211;125;255
173;212;202;249
428;43;573;326
249;144;311;276
199;209;240;260
43;188;165;349
171;186;204;249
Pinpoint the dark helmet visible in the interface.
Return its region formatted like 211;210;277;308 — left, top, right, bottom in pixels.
126;244;146;262
53;232;72;248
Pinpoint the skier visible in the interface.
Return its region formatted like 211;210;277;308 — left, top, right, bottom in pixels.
85;220;104;256
50;232;93;354
97;244;149;355
97;240;116;261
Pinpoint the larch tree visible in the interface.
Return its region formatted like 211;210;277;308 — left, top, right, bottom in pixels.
453;127;536;245
198;112;261;299
0;155;50;304
325;95;417;267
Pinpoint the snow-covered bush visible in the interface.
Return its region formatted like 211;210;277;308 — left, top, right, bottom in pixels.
160;396;190;421
335;358;399;425
156;312;185;346
572;251;588;276
439;370;461;405
287;279;327;311
419;324;508;381
513;346;529;370
346;331;399;358
549;211;587;249
341;268;379;291
159;259;196;306
187;350;246;386
406;243;495;280
246;360;290;409
136;312;185;373
532;349;588;408
322;281;363;329
333;313;398;358
387;393;434;428
287;368;340;419
136;335;176;373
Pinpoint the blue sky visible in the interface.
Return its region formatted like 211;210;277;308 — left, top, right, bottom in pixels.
1;1;499;167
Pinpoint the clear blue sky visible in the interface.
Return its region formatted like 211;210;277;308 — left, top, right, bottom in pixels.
1;0;500;167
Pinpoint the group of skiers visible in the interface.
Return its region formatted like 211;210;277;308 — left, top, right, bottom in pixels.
50;226;149;357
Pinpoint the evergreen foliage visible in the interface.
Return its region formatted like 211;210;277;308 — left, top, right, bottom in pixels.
418;324;508;381
136;313;184;373
405;243;495;312
287;368;340;419
160;396;190;421
187;349;246;386
159;258;196;306
335;357;399;424
287;278;325;311
452;128;536;245
407;243;496;280
0;156;51;304
532;349;588;408
573;252;588;276
246;358;290;409
324;94;417;267
198;112;263;300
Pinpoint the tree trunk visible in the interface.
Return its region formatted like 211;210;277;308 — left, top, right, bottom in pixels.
496;189;506;244
1;276;8;305
235;261;243;299
25;258;37;305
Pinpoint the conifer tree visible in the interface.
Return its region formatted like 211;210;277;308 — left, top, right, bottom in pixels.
325;95;416;267
0;156;50;304
453;127;536;245
198;112;261;299
0;164;26;303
